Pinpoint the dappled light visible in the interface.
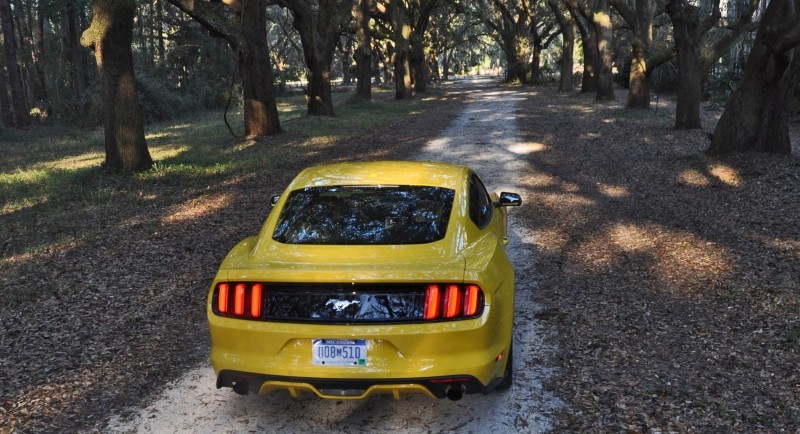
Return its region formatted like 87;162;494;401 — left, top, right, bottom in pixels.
506;142;547;155
162;192;235;224
708;164;742;187
678;168;711;187
595;182;628;198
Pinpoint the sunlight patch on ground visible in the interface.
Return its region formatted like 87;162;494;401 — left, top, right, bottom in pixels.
507;142;547;155
596;182;629;198
709;164;742;187
582;222;733;296
34;151;104;170
678;169;711;187
163;192;234;225
579;132;602;141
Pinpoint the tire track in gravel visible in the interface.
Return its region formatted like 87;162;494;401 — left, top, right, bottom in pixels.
104;83;562;434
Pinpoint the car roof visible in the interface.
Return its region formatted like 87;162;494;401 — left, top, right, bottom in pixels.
287;161;471;190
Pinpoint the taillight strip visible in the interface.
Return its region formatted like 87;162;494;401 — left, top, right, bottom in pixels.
217;283;230;313
463;285;480;316
443;285;461;319
234;283;246;316
250;284;263;318
424;285;441;320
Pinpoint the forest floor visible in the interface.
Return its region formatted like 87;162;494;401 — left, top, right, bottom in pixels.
1;80;799;433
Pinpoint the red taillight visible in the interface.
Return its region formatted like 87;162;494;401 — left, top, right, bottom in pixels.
250;284;263;318
463;284;480;316
215;282;265;319
443;285;462;318
423;284;482;320
424;285;442;319
217;283;230;313
234;283;246;316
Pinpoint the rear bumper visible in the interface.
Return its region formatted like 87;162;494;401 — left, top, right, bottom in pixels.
216;370;504;399
208;306;513;395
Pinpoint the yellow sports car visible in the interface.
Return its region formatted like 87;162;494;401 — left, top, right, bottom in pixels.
208;161;521;400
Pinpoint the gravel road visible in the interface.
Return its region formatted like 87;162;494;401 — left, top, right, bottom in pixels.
105;83;562;434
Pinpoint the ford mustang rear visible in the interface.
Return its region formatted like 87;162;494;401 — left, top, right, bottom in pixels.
207;161;521;400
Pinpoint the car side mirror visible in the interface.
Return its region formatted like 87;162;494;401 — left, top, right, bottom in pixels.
495;192;521;207
270;195;280;207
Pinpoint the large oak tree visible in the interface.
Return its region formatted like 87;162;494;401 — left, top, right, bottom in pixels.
708;2;800;155
81;0;153;172
166;0;282;135
666;0;759;129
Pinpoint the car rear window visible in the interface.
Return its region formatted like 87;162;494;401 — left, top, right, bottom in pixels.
272;185;455;245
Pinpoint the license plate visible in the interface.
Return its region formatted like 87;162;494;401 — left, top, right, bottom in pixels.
312;339;368;366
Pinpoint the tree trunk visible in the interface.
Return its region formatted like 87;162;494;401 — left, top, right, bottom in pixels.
531;39;542;84
549;0;574;92
627;40;649;107
0;0;30;128
353;0;371;100
624;0;654;108
667;0;702;129
272;0;345;116
594;0;615;100
393;1;412;99
156;0;165;59
81;0;152;172
292;13;336;115
708;0;800;155
410;32;428;93
31;0;48;105
341;37;354;85
0;67;14;126
238;0;282;137
66;0;86;102
568;4;598;93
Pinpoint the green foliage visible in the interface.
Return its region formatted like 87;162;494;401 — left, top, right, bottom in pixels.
136;74;193;123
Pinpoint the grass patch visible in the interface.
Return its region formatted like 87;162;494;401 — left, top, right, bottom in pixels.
0;90;438;262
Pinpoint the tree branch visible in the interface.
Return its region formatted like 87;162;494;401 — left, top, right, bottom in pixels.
165;0;239;48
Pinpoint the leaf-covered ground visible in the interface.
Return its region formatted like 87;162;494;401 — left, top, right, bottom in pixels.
1;82;798;433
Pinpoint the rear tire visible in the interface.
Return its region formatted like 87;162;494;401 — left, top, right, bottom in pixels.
496;344;513;391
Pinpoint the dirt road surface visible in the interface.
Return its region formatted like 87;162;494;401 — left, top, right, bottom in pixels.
105;83;562;434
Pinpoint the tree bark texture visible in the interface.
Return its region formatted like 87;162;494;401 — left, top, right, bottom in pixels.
667;0;703;129
393;0;413;99
67;0;87;102
549;0;574;92
238;0;282;137
0;0;30;128
566;0;598;93
708;0;800;155
408;0;438;93
667;0;760;129
627;40;648;107
0;66;14;126
81;0;153;172
354;0;371;100
275;0;348;115
593;0;615;100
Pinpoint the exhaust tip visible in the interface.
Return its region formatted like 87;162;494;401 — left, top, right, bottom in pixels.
444;384;466;401
232;380;250;395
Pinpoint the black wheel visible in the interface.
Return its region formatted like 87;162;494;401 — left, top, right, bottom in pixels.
496;344;513;391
